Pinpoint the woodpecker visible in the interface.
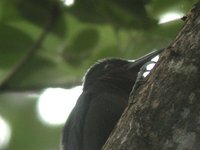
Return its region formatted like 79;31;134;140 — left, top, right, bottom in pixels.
62;49;164;150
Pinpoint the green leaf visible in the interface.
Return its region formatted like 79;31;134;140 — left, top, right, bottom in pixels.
66;0;156;29
63;28;99;66
1;50;81;89
0;0;21;22
93;45;121;60
5;56;66;88
12;0;67;37
69;28;99;52
0;23;33;69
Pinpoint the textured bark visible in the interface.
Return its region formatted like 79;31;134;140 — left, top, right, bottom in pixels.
102;2;200;150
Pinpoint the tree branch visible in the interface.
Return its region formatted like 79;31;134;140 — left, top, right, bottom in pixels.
0;80;82;93
103;1;200;149
0;3;60;90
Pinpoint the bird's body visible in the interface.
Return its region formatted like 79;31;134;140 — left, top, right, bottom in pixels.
62;49;164;150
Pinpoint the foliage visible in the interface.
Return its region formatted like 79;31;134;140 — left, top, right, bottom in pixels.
0;0;195;89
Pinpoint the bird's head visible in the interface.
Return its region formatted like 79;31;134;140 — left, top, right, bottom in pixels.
82;58;140;92
82;49;164;92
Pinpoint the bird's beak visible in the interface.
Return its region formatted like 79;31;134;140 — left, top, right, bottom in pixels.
127;48;164;70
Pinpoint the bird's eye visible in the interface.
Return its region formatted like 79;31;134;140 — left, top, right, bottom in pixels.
104;64;112;70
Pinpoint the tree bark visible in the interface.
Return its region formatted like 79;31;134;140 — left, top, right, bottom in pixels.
102;2;200;150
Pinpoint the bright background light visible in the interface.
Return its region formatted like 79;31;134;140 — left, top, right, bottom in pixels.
159;12;184;24
0;116;11;149
62;0;75;6
37;86;82;126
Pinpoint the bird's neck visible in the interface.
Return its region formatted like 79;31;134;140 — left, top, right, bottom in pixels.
84;77;134;95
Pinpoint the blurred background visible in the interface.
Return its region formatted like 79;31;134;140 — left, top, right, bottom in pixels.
0;0;196;149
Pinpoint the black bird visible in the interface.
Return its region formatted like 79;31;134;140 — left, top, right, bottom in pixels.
62;49;164;150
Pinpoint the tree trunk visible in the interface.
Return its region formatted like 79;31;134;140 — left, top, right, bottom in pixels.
102;2;200;150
